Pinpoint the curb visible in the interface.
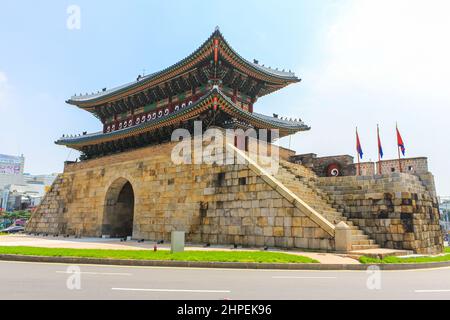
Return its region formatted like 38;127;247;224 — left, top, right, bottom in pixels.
1;254;450;270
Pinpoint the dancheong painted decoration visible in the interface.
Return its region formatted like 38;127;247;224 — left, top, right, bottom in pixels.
58;28;309;159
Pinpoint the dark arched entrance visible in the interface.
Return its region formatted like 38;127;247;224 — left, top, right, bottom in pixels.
102;178;135;238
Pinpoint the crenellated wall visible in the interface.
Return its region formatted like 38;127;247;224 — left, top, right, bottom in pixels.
291;153;430;178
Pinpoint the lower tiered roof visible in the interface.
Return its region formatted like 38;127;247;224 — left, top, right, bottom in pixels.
57;87;309;156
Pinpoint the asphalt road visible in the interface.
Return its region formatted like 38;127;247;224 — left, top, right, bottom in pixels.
1;261;450;300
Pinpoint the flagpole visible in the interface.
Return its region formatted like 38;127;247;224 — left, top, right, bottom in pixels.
356;127;361;176
358;152;361;176
396;122;403;173
377;124;382;175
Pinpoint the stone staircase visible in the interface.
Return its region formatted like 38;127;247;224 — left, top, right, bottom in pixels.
275;160;380;251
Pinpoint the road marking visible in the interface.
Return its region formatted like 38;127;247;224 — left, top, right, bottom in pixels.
272;276;337;279
56;271;132;276
112;288;231;293
415;289;450;293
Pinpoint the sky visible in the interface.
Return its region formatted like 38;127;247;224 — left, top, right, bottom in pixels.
0;0;449;195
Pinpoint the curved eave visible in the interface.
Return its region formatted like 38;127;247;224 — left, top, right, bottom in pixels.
57;88;309;150
67;29;300;109
217;31;300;84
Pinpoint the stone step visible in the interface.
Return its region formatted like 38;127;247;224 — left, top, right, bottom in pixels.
307;206;343;216
279;162;316;178
351;244;380;250
349;249;414;258
277;174;349;224
282;190;329;200
352;239;376;246
352;234;369;241
319;211;345;217
351;229;364;236
280;191;332;205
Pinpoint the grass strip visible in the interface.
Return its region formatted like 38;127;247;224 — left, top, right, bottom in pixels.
0;246;319;264
360;247;450;264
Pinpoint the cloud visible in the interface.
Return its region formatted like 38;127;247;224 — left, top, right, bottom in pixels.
315;0;450;105
0;72;6;83
286;0;450;194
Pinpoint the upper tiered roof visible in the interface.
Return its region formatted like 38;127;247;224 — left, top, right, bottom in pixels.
58;28;308;159
66;28;300;120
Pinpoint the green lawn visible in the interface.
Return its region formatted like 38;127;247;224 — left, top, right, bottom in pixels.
360;247;450;264
0;246;318;264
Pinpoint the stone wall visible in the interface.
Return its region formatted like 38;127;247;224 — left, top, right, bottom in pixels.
378;157;429;175
358;162;376;176
316;173;443;254
26;175;68;235
26;139;443;254
278;146;296;162
26;141;334;251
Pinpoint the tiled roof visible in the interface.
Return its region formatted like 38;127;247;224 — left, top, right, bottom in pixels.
68;28;299;105
57;87;309;148
252;112;307;129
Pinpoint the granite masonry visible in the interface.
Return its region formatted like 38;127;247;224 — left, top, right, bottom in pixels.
26;141;443;254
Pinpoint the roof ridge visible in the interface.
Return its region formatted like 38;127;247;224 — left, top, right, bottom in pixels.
68;29;299;106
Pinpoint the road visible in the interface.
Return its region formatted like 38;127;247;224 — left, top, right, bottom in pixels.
1;261;450;300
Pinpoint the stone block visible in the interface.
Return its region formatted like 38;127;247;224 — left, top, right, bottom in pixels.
292;227;303;237
273;227;284;237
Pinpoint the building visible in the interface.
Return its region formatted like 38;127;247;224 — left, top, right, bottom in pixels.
23;173;58;191
440;197;450;234
27;29;443;254
0;154;58;211
1;184;46;212
0;154;25;210
1;175;57;212
0;154;25;191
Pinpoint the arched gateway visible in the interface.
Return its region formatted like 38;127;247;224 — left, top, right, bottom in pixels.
102;178;135;238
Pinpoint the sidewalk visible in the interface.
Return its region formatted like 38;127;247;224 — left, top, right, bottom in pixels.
0;235;359;265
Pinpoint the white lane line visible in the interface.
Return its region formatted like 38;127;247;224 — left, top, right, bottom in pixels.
56;271;132;276
112;288;231;293
415;289;450;293
272;276;337;279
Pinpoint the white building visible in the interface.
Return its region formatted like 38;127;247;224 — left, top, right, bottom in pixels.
24;173;58;187
0;154;25;191
440;197;450;233
0;154;58;211
1;184;46;212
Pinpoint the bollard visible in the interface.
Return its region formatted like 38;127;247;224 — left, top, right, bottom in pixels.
171;231;185;253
